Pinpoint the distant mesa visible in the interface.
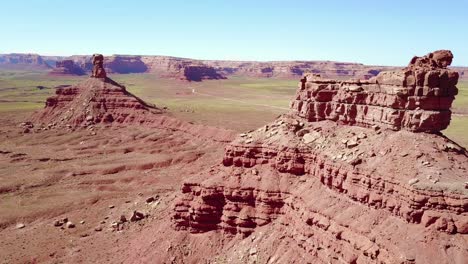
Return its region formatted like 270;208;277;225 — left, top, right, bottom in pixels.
105;55;148;74
182;64;227;82
1;52;467;81
0;53;50;70
49;60;85;76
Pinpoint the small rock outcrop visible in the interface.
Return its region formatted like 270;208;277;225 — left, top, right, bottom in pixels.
290;50;459;132
91;54;107;78
172;51;468;263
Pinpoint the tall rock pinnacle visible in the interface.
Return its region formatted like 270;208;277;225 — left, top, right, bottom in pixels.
91;54;107;78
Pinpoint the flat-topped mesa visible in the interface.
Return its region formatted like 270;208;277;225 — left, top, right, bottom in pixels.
49;60;85;76
91;54;107;78
290;50;459;132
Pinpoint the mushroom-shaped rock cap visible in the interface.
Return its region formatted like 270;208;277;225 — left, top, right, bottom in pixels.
91;54;106;78
431;50;453;68
408;49;453;69
92;54;104;63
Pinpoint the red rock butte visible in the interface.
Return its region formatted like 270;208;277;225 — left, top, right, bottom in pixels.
172;50;468;263
30;54;234;142
291;50;458;132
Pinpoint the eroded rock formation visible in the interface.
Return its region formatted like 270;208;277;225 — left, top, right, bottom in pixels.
91;54;107;78
290;50;459;132
172;51;468;263
30;54;235;142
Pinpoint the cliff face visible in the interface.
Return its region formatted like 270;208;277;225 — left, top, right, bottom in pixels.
171;50;468;263
0;53;50;69
49;60;85;75
290;51;459;132
105;55;148;74
2;53;468;81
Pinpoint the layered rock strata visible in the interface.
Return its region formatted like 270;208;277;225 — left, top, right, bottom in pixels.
172;51;468;263
290;50;459;132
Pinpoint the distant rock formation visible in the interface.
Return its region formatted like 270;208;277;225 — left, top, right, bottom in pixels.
182;65;226;82
0;53;50;69
49;60;85;76
29;54;235;142
105;55;148;74
290;50;459;132
3;52;467;81
91;54;107;78
172;50;468;263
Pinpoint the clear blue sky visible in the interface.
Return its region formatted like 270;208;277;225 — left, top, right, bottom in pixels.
1;0;467;66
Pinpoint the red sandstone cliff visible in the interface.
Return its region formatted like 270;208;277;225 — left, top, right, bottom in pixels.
170;50;468;263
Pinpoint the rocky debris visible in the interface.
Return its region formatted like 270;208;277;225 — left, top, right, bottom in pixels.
290;50;459;132
441;142;466;155
91;54;107;78
120;215;127;223
53;217;70;227
130;210;145;222
53;220;63;227
145;195;159;204
408;178;420;185
65;221;75;228
94;226;103;232
346;140;358;148
15;223;25;229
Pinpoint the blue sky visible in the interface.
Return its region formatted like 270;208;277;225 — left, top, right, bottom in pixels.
1;0;467;66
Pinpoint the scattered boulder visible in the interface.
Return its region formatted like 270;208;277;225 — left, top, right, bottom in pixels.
130;210;145;222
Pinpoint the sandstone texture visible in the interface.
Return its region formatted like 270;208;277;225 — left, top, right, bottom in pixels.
171;51;468;263
290;50;459;132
